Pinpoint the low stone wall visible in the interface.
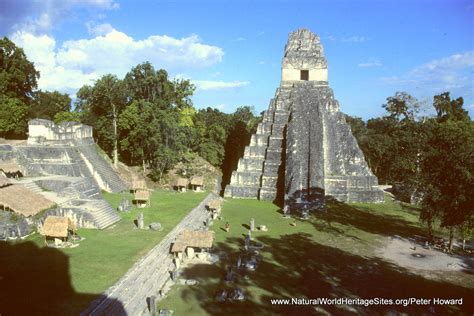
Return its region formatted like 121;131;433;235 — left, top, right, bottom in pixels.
38;208;97;230
82;192;218;316
0;211;31;240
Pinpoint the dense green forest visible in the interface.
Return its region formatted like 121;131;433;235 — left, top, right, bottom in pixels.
1;36;472;247
346;91;473;246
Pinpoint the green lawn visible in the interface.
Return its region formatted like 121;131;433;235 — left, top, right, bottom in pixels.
0;189;207;315
158;195;473;315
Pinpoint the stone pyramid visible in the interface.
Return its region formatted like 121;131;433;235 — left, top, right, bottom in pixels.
224;29;384;210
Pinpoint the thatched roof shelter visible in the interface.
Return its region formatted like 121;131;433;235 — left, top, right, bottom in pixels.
0;159;22;174
42;216;76;238
190;176;204;186
0;184;55;216
132;179;147;190
175;178;188;187
134;189;150;201
207;199;222;210
171;229;215;252
0;173;11;187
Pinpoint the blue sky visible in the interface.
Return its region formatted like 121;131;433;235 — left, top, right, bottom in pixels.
1;0;473;119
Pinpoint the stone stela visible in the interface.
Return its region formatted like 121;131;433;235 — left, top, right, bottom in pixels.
224;29;384;211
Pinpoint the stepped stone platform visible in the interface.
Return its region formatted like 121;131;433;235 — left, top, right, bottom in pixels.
225;29;383;210
0;119;127;229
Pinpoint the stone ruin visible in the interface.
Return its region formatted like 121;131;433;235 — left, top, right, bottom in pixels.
27;119;93;145
224;29;384;211
0;119;128;231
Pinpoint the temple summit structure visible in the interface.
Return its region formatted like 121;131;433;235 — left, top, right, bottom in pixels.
224;29;384;211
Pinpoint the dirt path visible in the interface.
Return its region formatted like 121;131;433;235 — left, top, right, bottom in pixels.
376;235;474;288
377;236;471;271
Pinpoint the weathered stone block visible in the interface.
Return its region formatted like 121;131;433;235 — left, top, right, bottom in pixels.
259;189;277;200
261;176;277;188
265;150;282;162
262;162;280;175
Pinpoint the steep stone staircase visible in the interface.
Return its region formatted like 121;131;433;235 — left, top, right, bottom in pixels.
82;199;121;229
19;180;43;194
14;145;122;229
224;86;292;200
77;144;127;193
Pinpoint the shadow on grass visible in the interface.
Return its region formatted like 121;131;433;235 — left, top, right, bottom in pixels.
176;233;473;315
0;241;126;315
399;202;421;214
321;198;427;239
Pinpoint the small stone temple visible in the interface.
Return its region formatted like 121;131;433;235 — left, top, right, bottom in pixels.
0;119;128;232
224;29;383;211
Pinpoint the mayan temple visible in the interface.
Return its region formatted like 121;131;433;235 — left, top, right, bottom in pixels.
224;29;384;210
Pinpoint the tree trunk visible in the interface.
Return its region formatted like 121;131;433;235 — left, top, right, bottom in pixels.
112;103;118;168
142;159;146;173
448;227;454;252
462;238;466;251
427;219;434;243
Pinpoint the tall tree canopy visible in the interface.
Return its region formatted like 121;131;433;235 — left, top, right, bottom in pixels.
30;90;71;121
0;37;40;138
76;74;127;166
433;92;469;122
382;91;419;122
348;91;473;248
417;94;473;247
0;37;39;103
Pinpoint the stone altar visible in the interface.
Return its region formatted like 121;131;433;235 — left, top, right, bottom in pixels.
224;29;383;211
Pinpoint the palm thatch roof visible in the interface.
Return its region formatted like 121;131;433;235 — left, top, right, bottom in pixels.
175;178;188;187
0;159;22;173
190;176;204;186
42;216;76;238
134;189;150;201
207;199;222;210
132;179;147;190
0;184;55;216
171;229;215;252
0;173;11;187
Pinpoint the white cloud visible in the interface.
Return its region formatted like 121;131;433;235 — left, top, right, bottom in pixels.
86;22;115;36
11;27;225;93
341;36;367;43
411;52;474;75
193;80;249;91
381;51;474;91
324;35;336;41
4;0;119;34
82;0;119;9
358;60;382;68
233;37;246;42
172;74;248;91
323;35;368;43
